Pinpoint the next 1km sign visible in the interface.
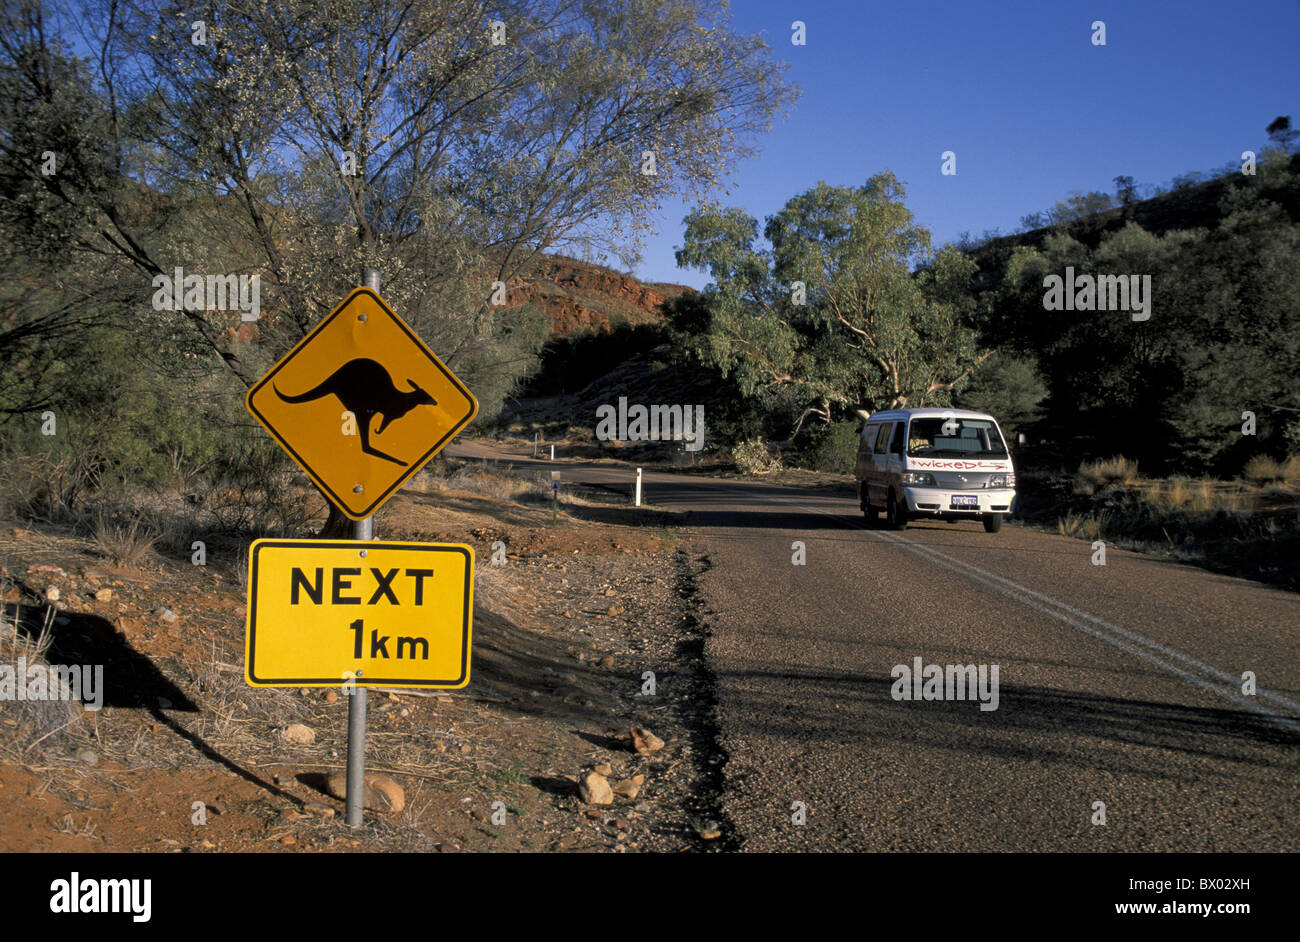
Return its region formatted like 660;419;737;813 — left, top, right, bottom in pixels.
245;540;473;689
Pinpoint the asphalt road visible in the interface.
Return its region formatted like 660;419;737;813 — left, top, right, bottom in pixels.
451;442;1300;851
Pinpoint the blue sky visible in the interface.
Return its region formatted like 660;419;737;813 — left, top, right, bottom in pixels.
633;0;1300;288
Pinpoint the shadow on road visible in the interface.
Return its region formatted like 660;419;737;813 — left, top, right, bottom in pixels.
713;667;1300;774
674;508;861;531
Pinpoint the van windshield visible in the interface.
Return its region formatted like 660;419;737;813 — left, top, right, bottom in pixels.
907;417;1008;458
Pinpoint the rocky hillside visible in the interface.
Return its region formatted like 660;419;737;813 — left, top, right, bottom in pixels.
504;255;692;337
207;254;691;349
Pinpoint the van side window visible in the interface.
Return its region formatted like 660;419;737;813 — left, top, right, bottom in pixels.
860;424;879;453
890;422;905;454
874;423;893;454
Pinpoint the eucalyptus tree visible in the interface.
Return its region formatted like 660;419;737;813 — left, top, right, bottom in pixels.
675;172;987;440
88;0;794;376
2;0;794;527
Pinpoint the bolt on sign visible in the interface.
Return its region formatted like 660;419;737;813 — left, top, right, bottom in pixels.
246;287;477;520
245;540;474;689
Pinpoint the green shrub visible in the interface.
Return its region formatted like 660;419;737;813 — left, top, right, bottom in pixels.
796;420;859;473
954;352;1046;443
1284;421;1300;457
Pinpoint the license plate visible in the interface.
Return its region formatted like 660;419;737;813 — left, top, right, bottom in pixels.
950;495;978;508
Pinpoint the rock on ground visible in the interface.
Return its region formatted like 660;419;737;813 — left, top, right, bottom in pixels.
631;726;664;756
578;771;614;805
325;772;405;813
281;724;316;745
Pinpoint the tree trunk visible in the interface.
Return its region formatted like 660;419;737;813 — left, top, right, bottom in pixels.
318;501;354;538
783;400;832;444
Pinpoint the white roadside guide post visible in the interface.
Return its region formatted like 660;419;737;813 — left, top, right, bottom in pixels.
550;444;554;460
635;468;642;506
345;267;381;828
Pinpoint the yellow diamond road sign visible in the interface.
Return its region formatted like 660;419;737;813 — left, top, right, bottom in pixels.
245;539;473;688
246;287;477;519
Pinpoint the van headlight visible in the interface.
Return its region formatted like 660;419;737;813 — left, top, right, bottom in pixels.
901;472;936;486
986;473;1015;488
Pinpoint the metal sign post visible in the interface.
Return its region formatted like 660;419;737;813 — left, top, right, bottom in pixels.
346;267;381;829
243;266;478;832
345;513;371;828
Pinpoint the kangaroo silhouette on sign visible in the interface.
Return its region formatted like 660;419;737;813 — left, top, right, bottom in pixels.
274;358;436;466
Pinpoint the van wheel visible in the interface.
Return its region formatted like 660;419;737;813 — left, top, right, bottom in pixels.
982;513;1003;533
859;484;879;525
887;489;908;530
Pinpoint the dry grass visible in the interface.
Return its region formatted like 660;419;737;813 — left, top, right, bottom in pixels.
0;450;99;521
732;438;784;475
1;591;56;663
1035;465;1300;592
92;512;158;568
1243;455;1300;486
232;545;250;592
1058;510;1112;541
1142;476;1246;513
153;508;207;560
1165;475;1191;509
1075;456;1139;492
438;463;555;504
1190;480;1238;512
0;586;88;764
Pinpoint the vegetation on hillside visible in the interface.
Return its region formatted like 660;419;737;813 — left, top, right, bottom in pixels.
0;0;796;534
668;134;1300;479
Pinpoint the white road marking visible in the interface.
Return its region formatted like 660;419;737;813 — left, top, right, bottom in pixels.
462;456;1300;734
872;529;1300;734
698;481;1300;734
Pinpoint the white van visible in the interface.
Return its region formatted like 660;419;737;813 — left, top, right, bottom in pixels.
854;408;1016;532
